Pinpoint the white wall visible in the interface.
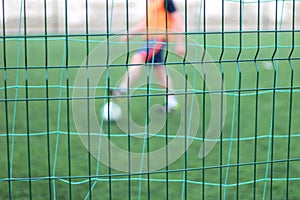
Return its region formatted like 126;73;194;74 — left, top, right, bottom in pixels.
1;0;299;34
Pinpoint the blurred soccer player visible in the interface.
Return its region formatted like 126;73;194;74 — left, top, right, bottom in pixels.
114;0;185;112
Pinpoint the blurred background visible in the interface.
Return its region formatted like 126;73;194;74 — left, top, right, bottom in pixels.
1;0;300;34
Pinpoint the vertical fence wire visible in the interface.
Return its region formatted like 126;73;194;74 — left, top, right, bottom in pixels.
64;0;72;198
84;0;92;198
201;0;207;199
22;0;33;198
219;0;225;198
236;0;244;198
163;1;170;198
183;0;188;198
105;1;112;199
42;0;52;199
286;1;296;199
253;0;261;198
2;0;12;199
263;0;278;199
124;1;132;199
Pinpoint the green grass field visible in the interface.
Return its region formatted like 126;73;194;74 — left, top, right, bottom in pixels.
1;32;300;199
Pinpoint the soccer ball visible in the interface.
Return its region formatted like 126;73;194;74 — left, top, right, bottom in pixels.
102;102;122;122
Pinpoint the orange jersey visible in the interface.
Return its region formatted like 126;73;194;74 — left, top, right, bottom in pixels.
145;0;176;40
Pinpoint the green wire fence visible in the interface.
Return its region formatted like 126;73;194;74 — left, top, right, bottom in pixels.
1;0;300;199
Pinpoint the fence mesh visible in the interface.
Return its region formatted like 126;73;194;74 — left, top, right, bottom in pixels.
1;0;300;199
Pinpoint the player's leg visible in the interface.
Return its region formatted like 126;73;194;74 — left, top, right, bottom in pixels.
153;65;173;90
113;53;144;96
114;39;161;96
154;65;179;112
152;46;179;112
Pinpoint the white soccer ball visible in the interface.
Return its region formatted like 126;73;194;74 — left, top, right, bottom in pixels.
102;102;122;122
